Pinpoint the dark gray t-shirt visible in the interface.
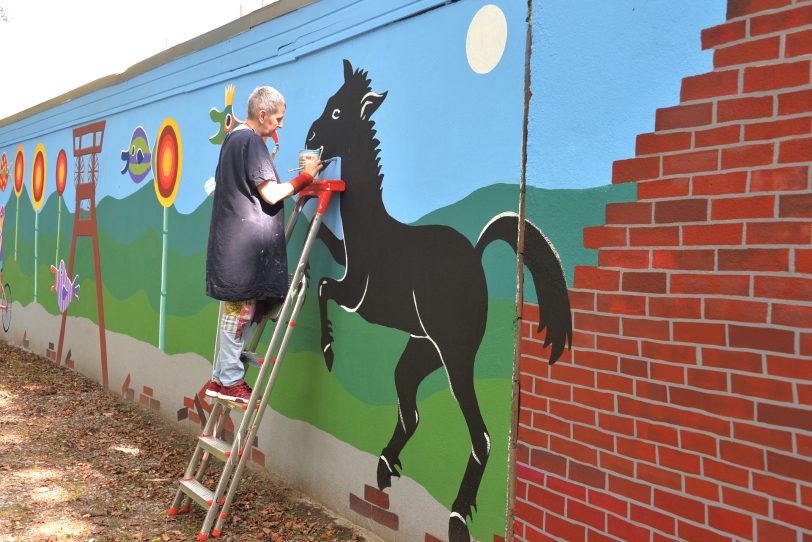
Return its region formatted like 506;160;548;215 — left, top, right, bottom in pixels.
206;126;288;301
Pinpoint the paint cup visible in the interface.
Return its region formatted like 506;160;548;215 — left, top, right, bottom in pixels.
298;149;321;177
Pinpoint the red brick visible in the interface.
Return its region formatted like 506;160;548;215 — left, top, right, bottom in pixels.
691;171;747;195
569;460;612;489
619;397;729;435
774;303;812;328
620;357;648;377
518;424;550;449
755;275;812;301
629;226;679;246
599;450;635;477
546;513;587;542
730;324;796;354
714;35;781;67
641;341;697;364
681;70;739;101
720;440;766;470
718;247;790;271
532;379;571;402
687;367;728;391
746;116;812;142
780;192;812;217
622;271;666;294
573;266;620;290
751;165;809;192
767;354;812;380
680;429;719;455
658;446;700;476
636;380;668;402
622;317;670;341
612;156;660;184
609;475;651;505
732;373;794;402
671;273;750;296
527;484;565;515
637;177;690;200
550;401;596;426
751;4;812;37
631;504;676;534
723;486;769;515
685;476;720;501
569;291;595;312
708;506;753;539
656;102;714;131
695;125;742;149
760;403;812;432
514;500;544;530
801;384;812;407
703;347;763;373
607;516;651;542
721;143;775;169
787;26;812;57
734;421;794;451
674;322;727;347
597;293;647;316
778;88;812;115
704;298;769;323
701;19;747;50
728;0;792;18
572;425;614;455
598;249;650;269
598;412;634;435
594;337;637;358
547;473;588;500
574;312;620;335
753;472;797;500
637;420;679;446
800;249;812;273
704;457;750;487
568;500;606;531
768;450;812;484
757;519;798;542
711;195;775;220
774;501;812;531
717;95;774;122
678;521;732;542
779;136;812;163
636;132;692;155
588;489;628;517
655;489;705;524
748;221;811;244
606;201;653;224
649;297;701;319
583;226;627;249
655;198;709;223
523;302;540;322
652;249;714;270
682;223;743;245
550;364;596;387
649;363;686;384
744;60;811;93
662;150;718;176
530;448;567;477
533;412;571;437
671;387;754;419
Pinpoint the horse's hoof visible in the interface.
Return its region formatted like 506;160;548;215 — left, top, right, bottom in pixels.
448;514;470;542
376;456;399;490
323;344;334;371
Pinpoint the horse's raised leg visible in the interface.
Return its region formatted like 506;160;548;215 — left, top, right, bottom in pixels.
444;358;490;542
317;274;367;371
377;336;442;490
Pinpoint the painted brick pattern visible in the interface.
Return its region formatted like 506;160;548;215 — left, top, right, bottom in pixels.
516;1;812;541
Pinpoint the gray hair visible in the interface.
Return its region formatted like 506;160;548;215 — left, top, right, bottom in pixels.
247;86;285;119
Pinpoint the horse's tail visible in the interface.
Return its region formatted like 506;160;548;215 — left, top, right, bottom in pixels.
475;212;572;364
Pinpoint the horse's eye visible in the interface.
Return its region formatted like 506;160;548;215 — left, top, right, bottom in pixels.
331;108;341;120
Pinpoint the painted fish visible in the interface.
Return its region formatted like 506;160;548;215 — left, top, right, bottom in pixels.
120;126;152;183
50;259;80;313
209;85;242;145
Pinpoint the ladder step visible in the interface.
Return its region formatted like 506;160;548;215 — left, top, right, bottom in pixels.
178;478;214;510
197;435;232;461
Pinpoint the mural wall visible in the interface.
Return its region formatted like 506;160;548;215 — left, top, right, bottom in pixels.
0;1;557;541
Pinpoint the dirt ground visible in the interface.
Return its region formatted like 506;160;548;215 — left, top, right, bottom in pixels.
0;341;369;542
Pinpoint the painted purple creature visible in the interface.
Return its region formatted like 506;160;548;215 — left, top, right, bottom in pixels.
50;259;80;313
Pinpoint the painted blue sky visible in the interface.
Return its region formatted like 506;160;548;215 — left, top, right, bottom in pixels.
0;0;726;223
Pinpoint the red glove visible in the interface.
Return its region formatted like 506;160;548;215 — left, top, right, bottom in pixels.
289;173;314;194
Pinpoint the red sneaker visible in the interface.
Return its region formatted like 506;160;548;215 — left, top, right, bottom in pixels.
205;380;222;398
218;380;254;404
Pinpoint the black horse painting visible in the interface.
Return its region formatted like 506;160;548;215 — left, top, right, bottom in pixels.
305;60;572;542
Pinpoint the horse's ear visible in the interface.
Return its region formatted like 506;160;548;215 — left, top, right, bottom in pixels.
343;59;354;82
360;90;387;121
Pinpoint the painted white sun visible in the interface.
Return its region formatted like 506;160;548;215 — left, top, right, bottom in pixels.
466;4;508;74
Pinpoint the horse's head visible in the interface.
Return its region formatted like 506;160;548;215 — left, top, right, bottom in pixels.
306;59;387;161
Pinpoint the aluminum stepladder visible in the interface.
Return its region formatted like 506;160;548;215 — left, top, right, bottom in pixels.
169;179;345;540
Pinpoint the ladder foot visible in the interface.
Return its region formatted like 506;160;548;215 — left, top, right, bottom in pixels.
181;504;190;513
211;530;221;537
167;507;178;516
196;533;209;541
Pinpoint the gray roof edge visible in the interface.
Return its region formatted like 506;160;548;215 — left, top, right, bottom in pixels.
0;0;317;129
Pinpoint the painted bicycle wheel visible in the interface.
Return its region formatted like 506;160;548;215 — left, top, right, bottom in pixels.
2;283;11;332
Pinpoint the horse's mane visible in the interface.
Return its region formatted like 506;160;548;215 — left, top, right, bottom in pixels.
346;66;385;190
